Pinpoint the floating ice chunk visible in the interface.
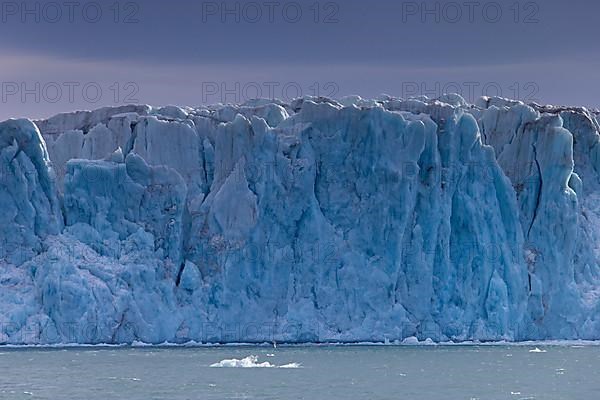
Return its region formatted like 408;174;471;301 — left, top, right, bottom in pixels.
528;347;547;353
279;363;302;369
210;355;274;368
210;355;301;368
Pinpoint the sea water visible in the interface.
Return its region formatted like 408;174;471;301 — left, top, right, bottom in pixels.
0;344;599;399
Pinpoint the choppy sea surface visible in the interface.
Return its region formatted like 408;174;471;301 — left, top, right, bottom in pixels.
1;344;599;399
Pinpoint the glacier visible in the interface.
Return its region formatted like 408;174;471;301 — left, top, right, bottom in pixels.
1;94;600;344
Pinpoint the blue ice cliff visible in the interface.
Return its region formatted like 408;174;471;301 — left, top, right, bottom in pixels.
1;95;600;344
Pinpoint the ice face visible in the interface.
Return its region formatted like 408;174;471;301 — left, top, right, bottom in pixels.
0;119;62;265
1;95;599;344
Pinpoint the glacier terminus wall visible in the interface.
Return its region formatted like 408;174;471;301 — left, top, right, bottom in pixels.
1;94;600;344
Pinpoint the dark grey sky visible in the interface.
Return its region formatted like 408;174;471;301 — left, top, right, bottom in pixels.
1;0;599;119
